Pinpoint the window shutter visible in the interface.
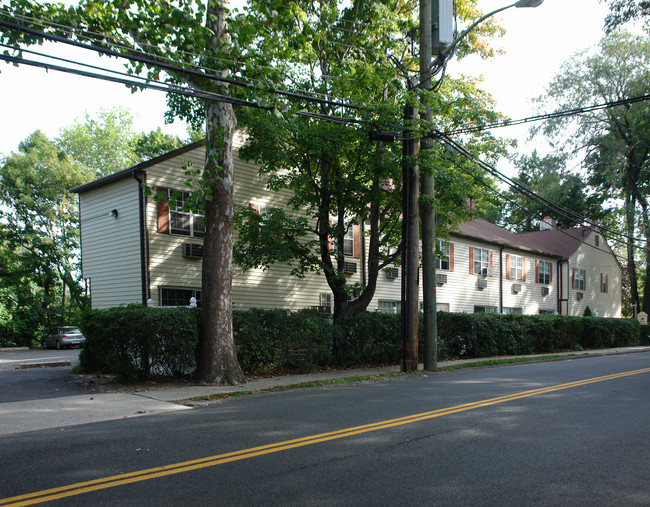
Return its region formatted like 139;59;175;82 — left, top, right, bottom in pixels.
505;254;511;280
489;251;493;269
469;247;474;274
550;264;553;284
157;187;169;234
523;258;526;282
606;274;609;292
250;203;260;214
535;260;539;284
353;224;361;259
450;243;454;272
571;268;575;289
328;218;333;252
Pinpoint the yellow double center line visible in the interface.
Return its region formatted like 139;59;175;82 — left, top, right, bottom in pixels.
3;366;650;506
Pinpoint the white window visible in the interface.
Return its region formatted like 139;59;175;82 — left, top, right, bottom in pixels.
319;293;333;313
474;247;490;275
331;218;354;257
574;268;585;290
601;273;608;293
436;240;450;271
378;300;401;314
474;306;497;314
160;287;201;307
420;302;450;312
538;261;551;285
169;190;205;238
502;307;522;315
510;255;523;281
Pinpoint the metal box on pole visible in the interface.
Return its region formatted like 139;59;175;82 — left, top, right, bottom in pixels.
432;0;454;55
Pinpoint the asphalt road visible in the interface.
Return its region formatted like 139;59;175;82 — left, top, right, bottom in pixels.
1;352;649;506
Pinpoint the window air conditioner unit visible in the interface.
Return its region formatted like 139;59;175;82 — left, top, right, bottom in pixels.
576;292;584;300
183;243;203;259
436;273;447;285
386;267;399;279
512;283;522;294
344;262;357;274
487;268;494;277
541;286;550;297
477;278;488;290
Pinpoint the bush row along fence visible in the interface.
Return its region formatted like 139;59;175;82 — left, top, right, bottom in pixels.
80;305;644;380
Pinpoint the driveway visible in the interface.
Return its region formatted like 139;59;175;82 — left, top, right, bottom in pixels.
0;348;84;403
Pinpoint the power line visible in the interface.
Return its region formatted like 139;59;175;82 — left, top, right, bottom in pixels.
0;18;364;112
3;10;366;99
441;93;650;136
437;134;648;254
436;146;636;263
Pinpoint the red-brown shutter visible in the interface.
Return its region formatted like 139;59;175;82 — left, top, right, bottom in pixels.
353;224;361;259
157;187;169;234
505;254;511;280
549;263;553;284
535;260;540;284
469;247;474;274
523;258;527;282
250;203;260;214
328;218;333;252
450;243;454;272
489;251;493;269
571;268;575;289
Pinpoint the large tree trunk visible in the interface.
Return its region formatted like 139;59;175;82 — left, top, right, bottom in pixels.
195;101;245;385
195;0;244;385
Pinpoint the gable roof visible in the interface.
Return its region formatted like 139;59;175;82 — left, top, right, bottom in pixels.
71;140;204;194
452;218;594;260
517;226;594;260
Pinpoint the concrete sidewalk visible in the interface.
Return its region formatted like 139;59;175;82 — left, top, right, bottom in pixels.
2;346;649;437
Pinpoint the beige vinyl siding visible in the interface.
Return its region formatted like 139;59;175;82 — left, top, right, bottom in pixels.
79;177;142;309
563;232;622;317
145;134;359;310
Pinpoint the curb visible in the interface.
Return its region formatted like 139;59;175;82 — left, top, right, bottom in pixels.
18;361;72;369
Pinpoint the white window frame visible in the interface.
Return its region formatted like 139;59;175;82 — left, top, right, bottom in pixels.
378;300;401;314
474;306;498;314
319;293;333;313
502;307;523;315
510;255;523;281
575;268;586;291
436;240;450;271
538;261;551;285
169;189;205;238
331;217;354;257
474;247;490;275
160;287;201;307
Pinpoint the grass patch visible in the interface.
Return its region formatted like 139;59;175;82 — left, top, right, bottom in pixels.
438;354;579;371
188;354;582;402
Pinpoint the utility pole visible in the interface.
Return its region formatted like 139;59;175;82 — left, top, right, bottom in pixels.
401;79;420;373
420;0;437;371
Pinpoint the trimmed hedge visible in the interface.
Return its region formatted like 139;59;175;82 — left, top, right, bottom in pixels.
79;306;642;380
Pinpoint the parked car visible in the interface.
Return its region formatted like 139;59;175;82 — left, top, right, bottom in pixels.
42;326;86;349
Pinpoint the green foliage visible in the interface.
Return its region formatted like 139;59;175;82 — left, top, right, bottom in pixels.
80;305;200;380
583;306;593;317
339;311;401;366
78;307;642;380
234;309;333;373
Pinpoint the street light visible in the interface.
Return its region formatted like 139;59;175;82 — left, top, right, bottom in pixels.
432;0;544;73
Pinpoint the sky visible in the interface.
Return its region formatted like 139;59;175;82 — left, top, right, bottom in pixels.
0;0;617;168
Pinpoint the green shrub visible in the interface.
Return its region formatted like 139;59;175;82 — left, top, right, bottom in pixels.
79;305;642;380
234;309;333;373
